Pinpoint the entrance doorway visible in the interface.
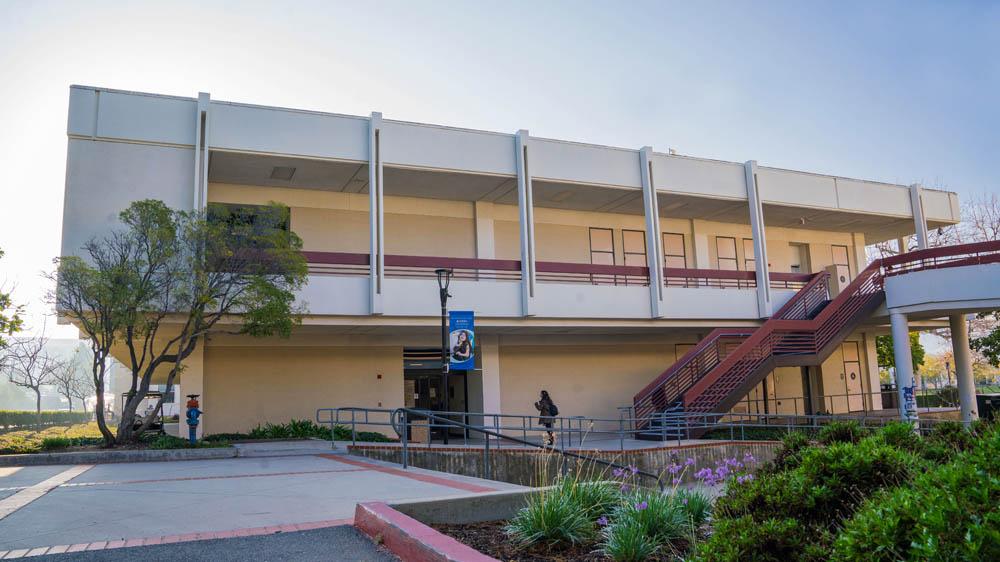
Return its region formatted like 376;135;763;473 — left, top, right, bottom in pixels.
842;342;864;412
403;348;471;439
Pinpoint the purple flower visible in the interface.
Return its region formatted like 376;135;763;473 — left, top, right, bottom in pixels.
629;465;639;475
672;477;681;486
597;516;609;526
634;501;648;511
736;475;746;484
743;452;756;464
684;457;696;466
667;463;681;475
620;484;631;493
682;497;689;505
612;467;625;478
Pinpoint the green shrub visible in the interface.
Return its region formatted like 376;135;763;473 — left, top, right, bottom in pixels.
147;435;230;450
0;410;91;429
873;421;922;452
242;420;392;442
506;489;595;547
674;488;712;528
555;479;618;520
817;420;865;445
601;517;662;562
615;490;690;542
693;516;828;562
833;425;1000;561
40;437;72;450
765;431;811;473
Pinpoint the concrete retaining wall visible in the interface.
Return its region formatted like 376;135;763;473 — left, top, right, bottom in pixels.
348;441;780;487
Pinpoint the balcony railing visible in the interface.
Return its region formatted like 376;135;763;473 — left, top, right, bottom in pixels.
304;251;815;289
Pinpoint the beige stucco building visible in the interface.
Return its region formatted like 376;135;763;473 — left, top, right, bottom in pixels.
61;86;971;438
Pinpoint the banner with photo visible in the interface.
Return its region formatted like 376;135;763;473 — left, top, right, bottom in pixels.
448;310;475;370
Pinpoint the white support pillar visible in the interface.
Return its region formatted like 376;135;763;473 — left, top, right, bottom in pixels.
480;334;502;422
474;201;496;259
949;314;979;423
192;92;211;210
639;147;665;318
744;161;772;317
369;112;385;315
890;312;919;425
909;184;929;250
515;130;536;316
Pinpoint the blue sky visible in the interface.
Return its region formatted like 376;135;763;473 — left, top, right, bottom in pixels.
0;0;997;337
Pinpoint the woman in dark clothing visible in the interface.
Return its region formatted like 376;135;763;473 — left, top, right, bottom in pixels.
452;330;472;362
534;390;556;446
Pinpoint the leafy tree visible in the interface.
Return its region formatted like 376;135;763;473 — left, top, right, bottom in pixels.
0;248;25;350
876;332;925;375
970;311;1000;367
51;199;307;445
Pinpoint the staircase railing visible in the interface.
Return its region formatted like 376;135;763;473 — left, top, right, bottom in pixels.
682;240;1000;415
632;271;828;424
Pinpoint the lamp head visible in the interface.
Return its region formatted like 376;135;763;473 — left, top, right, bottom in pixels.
435;268;453;290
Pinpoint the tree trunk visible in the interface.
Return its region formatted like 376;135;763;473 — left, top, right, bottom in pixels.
93;363;115;447
35;390;41;425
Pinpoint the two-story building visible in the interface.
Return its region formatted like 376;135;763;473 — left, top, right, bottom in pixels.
60;86;966;437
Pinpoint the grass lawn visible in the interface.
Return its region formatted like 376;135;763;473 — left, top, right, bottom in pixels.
0;422;107;454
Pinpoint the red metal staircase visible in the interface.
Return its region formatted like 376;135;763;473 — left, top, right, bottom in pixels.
633;241;1000;431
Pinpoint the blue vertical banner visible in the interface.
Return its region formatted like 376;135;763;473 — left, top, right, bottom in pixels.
448;310;475;370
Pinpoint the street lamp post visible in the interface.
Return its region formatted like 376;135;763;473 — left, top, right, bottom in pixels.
435;268;453;444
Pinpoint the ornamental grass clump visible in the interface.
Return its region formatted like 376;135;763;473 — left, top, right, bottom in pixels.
505;486;596;548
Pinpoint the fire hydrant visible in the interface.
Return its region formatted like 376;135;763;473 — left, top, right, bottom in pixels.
185;395;203;445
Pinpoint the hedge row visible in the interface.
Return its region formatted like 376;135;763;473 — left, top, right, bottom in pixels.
0;410;92;429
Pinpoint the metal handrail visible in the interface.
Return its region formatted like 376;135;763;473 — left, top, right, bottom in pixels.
316;406;666;490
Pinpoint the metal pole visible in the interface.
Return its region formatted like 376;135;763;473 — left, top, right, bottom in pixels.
484;432;491;480
401;409;409;469
441;291;449;445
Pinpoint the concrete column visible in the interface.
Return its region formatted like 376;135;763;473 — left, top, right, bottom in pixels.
474;201;496;259
949;314;979;423
192;92;211;210
890;312;919;425
691;221;710;270
515;130;536;316
744;160;771;317
369;112;385;315
909;184;929;250
480;335;502;430
639;147;665;317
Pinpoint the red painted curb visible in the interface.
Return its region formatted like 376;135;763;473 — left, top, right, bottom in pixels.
354;502;497;562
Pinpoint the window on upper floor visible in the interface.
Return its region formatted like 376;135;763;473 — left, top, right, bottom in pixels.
716;236;738;271
743;238;756;272
663;233;686;269
589;227;615;266
622;230;647;267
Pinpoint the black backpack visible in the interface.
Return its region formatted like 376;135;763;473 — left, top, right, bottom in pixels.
548;402;559;416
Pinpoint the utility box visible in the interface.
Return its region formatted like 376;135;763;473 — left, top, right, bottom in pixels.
825;264;849;299
977;394;1000;421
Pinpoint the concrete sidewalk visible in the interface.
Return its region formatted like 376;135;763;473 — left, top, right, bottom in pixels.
0;452;522;557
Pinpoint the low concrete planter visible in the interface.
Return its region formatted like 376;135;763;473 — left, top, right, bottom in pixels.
355;502;497;562
355;488;551;562
0;447;236;467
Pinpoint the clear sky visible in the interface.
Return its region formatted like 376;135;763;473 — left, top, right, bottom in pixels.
1;0;997;338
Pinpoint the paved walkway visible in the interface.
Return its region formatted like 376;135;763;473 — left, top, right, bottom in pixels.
29;526;396;561
0;451;521;558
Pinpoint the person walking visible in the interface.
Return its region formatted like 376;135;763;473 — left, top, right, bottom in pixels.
534;390;558;446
